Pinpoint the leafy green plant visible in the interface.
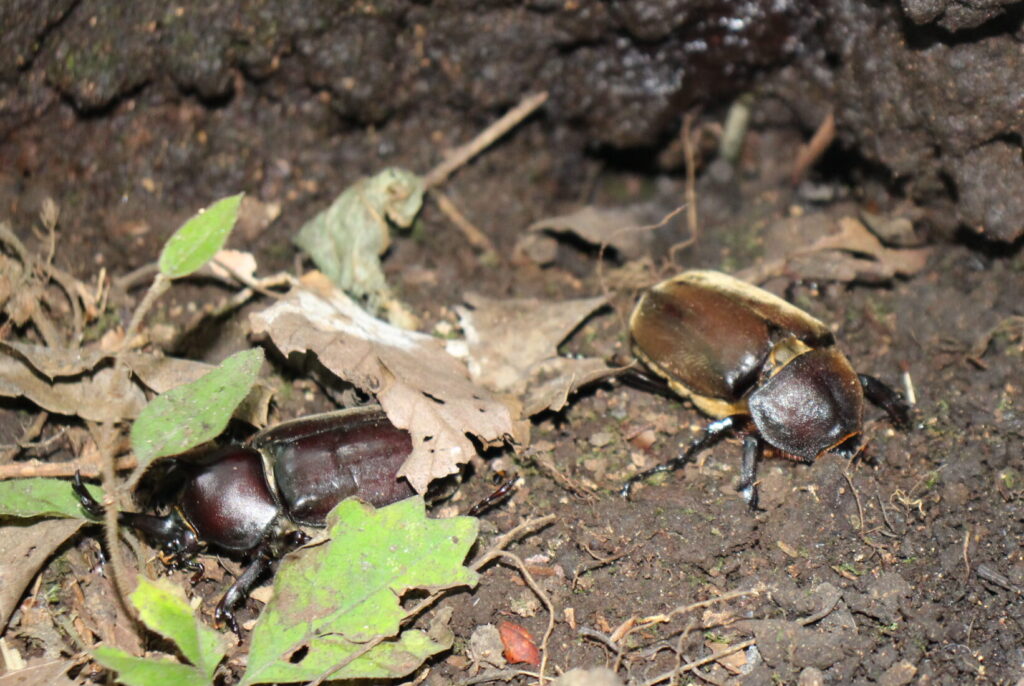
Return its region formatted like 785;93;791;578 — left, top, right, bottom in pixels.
92;576;230;686
0;477;102;518
158;193;244;279
242;497;478;684
129;348;263;469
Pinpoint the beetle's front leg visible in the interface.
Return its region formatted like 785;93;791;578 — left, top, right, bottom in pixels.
621;415;747;498
737;435;762;510
858;374;911;428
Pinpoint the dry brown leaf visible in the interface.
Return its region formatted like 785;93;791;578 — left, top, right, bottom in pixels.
0;519;84;633
0;342;106;378
0;357;145;423
455;293;617;416
520;205;654;262
249;287;526;492
0;658;78;686
739;213;931;284
0;341;270;426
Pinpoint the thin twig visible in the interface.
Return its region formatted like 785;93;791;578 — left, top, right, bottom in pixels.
118;273;170;353
0;412;49;464
424;92;549;188
669;111;700;262
791;109;836;185
455;668;541;686
87;421;138;625
843;470;865;532
432;190;497;254
640;639;756;686
0;454;136;480
497;552;556;686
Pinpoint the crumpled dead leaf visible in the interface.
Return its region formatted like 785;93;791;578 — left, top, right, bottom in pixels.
249;283;527;493
0;519;85;633
0;356;145;423
0;342;270;426
455;293;618;416
517;205;655;264
739;213;931;284
0;658;78;686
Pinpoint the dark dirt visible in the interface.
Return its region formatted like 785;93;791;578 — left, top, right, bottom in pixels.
1;1;1023;685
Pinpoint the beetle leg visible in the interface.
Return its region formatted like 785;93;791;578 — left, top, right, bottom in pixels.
215;530;311;635
616;366;679;399
737;436;762;510
467;471;518;517
620;415;744;498
858;374;910;428
72;472;106;519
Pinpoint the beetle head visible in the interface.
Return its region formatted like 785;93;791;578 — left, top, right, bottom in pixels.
747;347;864;460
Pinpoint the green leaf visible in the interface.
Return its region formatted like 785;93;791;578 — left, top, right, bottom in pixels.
90;577;228;686
241;497;478;685
130;348;263;468
0;478;102;519
131;577;228;680
92;647;211;686
159;193;243;279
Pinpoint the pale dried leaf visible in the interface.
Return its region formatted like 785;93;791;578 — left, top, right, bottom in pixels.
740;213;931;284
523;206;653;260
0;658;78;686
0;341;106;378
455;293;617;415
249;288;526;492
0;357;145;422
208;249;258;281
0;519;84;633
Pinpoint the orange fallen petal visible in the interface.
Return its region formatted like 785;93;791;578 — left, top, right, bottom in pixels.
498;620;541;666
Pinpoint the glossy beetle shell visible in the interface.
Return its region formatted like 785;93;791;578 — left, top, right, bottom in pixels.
179;446;281;551
253;406;415;527
631;270;864;460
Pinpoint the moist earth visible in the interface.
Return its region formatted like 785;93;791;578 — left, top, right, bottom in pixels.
0;1;1022;684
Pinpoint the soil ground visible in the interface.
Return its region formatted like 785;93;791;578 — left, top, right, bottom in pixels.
1;6;1023;685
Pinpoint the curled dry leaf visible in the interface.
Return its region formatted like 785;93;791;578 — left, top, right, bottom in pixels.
0;519;85;633
0;342;269;426
455;293;618;416
497;620;541;666
249;286;527;493
739;212;931;285
518;205;655;264
0;355;145;423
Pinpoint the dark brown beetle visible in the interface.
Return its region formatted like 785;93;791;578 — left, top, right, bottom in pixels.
75;405;415;633
620;270;910;507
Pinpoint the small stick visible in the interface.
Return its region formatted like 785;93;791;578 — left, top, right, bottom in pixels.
497;552;556;686
432;190;497;254
0;412;49;464
791;109;835;185
424;92;548;188
0;455;136;480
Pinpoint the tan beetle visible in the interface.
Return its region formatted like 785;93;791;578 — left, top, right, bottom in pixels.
621;270;909;507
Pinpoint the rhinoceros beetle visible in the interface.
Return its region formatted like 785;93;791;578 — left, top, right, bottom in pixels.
620;270;910;507
75;405;417;633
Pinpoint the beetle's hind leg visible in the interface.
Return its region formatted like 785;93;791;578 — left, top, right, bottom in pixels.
858;374;911;428
620;415;744;498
